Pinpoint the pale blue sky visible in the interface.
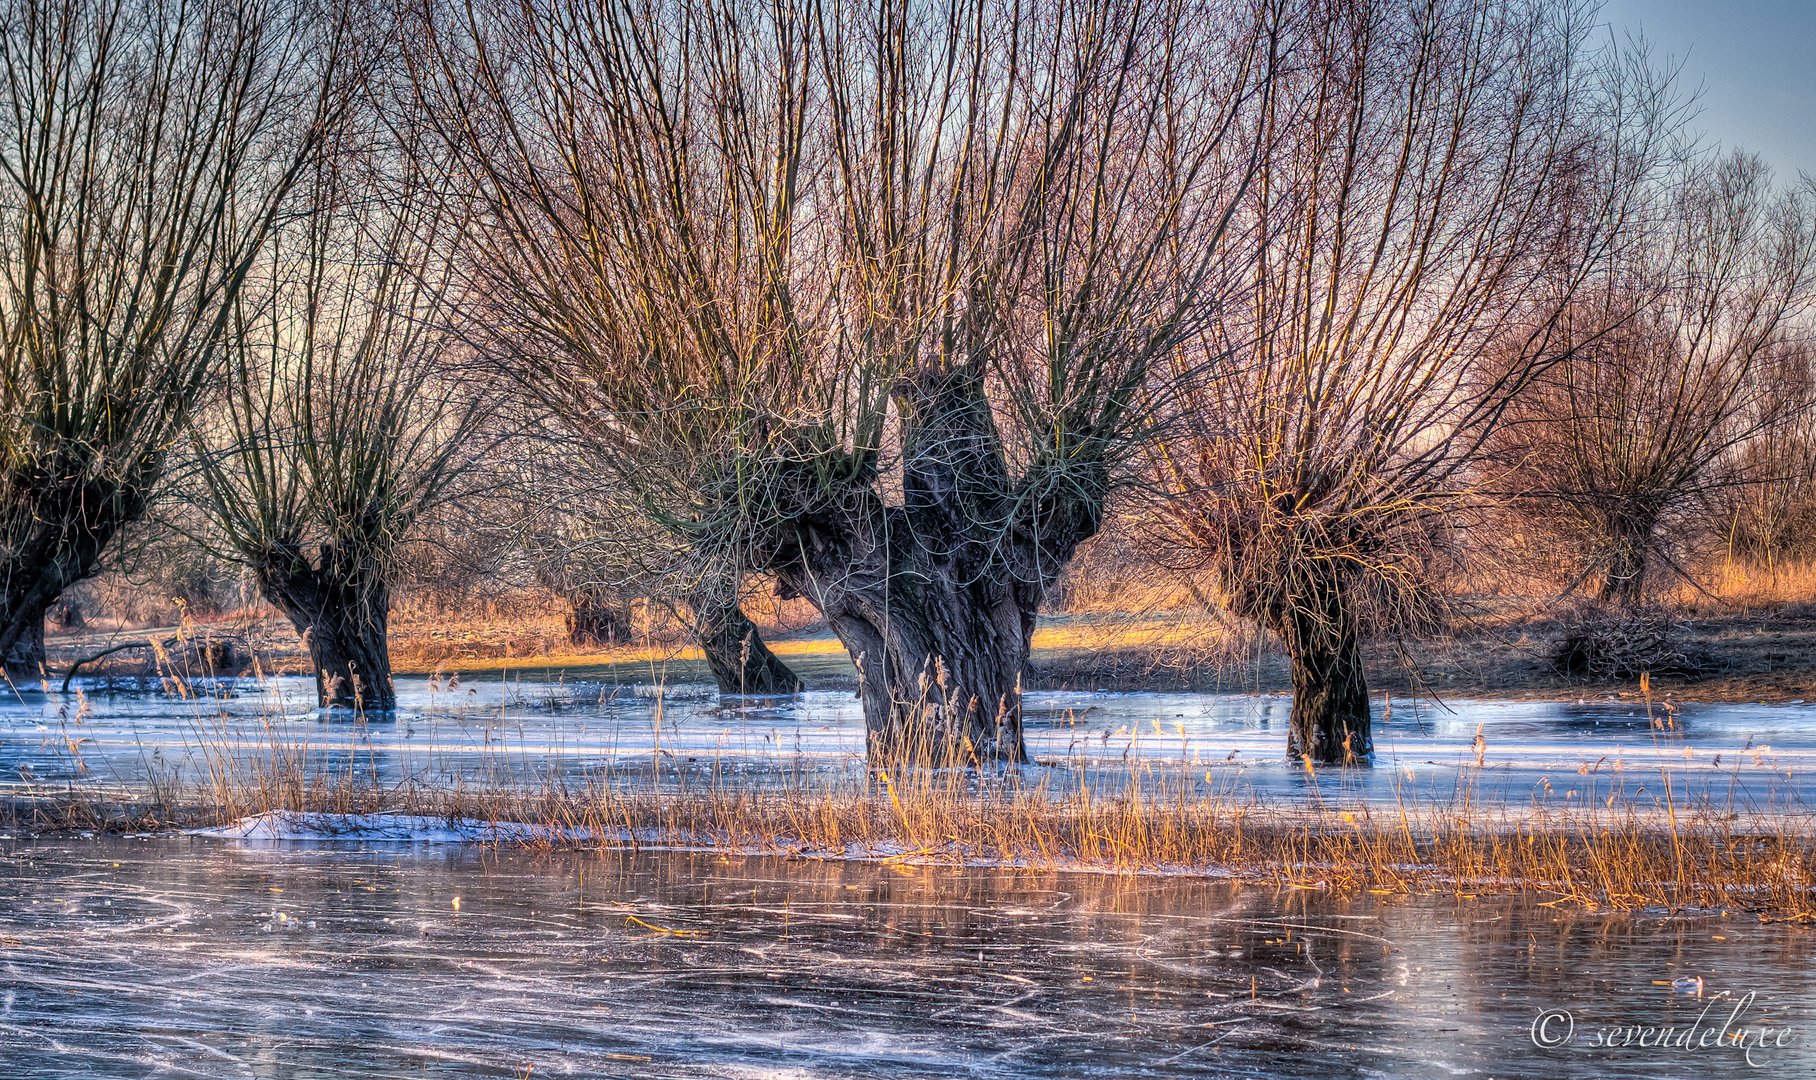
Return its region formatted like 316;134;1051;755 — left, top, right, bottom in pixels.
1602;0;1816;179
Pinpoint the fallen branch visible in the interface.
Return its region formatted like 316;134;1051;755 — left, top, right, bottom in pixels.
61;639;180;693
61;636;243;692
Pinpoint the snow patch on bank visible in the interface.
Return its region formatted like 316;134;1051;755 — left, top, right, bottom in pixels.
194;811;599;844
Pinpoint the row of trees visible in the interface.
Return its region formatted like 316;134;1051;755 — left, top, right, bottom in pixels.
2;0;1811;766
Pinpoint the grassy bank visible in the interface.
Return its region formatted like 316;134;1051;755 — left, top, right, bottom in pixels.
13;737;1816;921
20;596;1816;917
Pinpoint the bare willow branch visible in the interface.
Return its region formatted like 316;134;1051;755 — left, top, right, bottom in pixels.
1144;0;1681;763
0;0;343;683
191;86;489;709
406;0;1279;762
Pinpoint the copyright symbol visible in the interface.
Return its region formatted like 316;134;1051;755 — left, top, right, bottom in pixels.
1530;1008;1575;1049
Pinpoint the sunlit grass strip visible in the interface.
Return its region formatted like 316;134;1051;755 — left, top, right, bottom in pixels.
22;732;1816;920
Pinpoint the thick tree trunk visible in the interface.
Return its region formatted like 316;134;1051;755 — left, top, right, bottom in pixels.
258;549;395;711
695;600;802;695
751;368;1102;766
0;594;47;685
566;588;633;646
1596;515;1654;609
1;480;144;688
822;577;1035;766
298;606;393;712
1274;569;1372;765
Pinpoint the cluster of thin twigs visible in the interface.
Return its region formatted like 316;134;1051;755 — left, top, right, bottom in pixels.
1549;608;1719;680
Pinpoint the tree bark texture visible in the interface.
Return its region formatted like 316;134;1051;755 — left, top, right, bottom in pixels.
749;370;1104;766
1;472;150;686
1272;566;1372;765
694;599;802;695
0;600;46;686
257;545;395;711
1595;509;1657;609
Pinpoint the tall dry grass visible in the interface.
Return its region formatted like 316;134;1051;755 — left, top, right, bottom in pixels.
20;687;1815;921
1678;557;1816;612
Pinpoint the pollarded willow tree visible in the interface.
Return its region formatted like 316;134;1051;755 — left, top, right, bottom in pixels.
407;0;1280;762
0;0;341;684
1146;0;1679;763
193;133;486;710
1491;154;1816;607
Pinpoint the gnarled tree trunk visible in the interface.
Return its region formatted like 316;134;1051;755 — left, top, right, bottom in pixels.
1271;567;1372;765
1;478;147;687
694;599;801;695
0;595;46;685
816;569;1036;765
1596;508;1657;609
257;546;394;711
757;371;1102;766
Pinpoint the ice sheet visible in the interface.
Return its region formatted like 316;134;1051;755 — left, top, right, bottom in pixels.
1;837;1810;1078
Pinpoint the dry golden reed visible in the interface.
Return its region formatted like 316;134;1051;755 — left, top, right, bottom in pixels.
20;707;1814;922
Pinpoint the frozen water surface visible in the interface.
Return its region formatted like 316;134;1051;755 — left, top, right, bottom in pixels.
2;836;1813;1078
2;675;1813;815
3;679;1816;1076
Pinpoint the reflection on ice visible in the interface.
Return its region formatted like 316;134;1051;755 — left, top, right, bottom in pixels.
195;810;597;843
0;837;1811;1078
